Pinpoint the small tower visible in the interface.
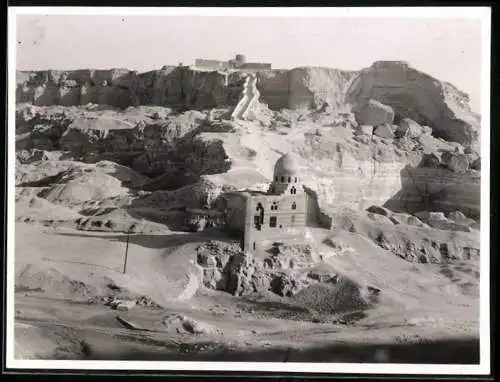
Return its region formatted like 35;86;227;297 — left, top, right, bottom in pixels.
235;54;247;67
269;153;302;195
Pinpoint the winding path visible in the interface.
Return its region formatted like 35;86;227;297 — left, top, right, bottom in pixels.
231;74;260;121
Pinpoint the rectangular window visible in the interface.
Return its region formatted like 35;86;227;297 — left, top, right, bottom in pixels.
269;216;277;228
291;215;295;223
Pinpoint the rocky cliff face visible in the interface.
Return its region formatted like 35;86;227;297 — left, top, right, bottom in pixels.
17;66;356;112
16;69;140;109
16;67;246;110
288;67;355;110
15;101;481;224
256;70;290;110
15;60;481;244
18;63;479;150
384;166;481;219
345;61;480;147
18;63;478;141
300;137;480;220
294;134;412;212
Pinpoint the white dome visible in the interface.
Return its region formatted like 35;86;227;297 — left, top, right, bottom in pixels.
273;153;299;176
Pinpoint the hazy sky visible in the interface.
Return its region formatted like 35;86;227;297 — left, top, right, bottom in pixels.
15;15;484;112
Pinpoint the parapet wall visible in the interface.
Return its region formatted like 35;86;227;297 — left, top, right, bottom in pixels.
194;59;225;70
240;63;272;71
194;58;272;72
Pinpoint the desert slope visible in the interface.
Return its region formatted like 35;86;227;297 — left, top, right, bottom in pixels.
345;61;481;147
13;60;482;362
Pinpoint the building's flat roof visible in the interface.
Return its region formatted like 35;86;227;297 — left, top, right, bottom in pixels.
240;189;271;196
226;189;271;198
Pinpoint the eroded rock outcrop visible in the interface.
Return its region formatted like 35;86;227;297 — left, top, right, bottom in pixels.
196;241;358;301
383;166;480;219
15;60;481;243
17;68;245;111
354;99;395;126
287;67;355;110
413;211;474;232
133;177;233;211
17;66;357;113
441;151;470;173
17;69;140;108
373;124;395;139
16;105;209;163
396;118;425;139
345;61;480;146
332;208;479;263
297;135;418;212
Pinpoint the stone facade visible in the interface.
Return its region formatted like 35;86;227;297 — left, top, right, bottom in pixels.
194;59;225;70
226;153;310;252
195;54;272;72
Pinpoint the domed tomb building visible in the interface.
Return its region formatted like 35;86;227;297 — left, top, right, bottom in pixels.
225;153;312;252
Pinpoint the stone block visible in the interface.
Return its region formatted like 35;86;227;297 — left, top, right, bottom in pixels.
442;151;470;173
373;124;395;139
396;118;424;139
354;99;395;126
355;124;374;136
366;205;392;216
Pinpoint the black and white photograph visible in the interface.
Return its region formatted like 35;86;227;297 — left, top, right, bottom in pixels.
5;6;491;375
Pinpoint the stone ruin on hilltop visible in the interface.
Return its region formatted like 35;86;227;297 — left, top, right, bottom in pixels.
194;53;272;72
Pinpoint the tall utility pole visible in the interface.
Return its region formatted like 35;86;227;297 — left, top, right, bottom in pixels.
123;229;131;274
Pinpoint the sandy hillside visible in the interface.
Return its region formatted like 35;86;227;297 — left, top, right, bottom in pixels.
14;219;479;362
13;61;482;364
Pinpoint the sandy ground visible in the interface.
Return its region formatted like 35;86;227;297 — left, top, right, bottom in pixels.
13;222;479;363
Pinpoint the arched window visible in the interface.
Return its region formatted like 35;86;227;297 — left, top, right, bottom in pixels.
291;187;296;195
291;215;295;223
254;215;260;229
294;177;298;183
275;176;279;182
288;176;291;183
255;203;264;224
292;201;297;210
